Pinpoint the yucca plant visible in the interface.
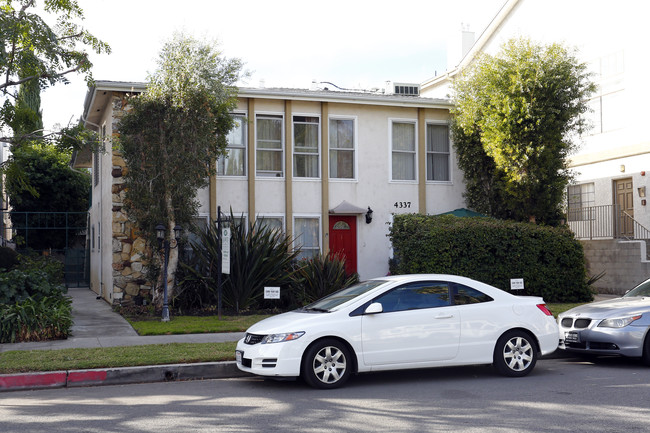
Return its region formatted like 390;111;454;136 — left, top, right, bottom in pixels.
181;213;301;313
293;253;359;304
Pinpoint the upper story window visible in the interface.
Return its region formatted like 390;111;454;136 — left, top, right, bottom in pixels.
256;114;283;177
426;124;450;182
391;121;416;181
293;116;319;178
329;118;355;179
218;114;246;176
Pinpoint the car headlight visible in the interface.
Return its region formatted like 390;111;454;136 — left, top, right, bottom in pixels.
598;315;642;328
261;332;305;344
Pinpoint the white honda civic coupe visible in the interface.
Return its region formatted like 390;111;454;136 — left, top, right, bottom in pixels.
235;274;559;388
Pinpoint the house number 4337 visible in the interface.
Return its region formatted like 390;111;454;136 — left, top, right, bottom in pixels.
394;201;411;209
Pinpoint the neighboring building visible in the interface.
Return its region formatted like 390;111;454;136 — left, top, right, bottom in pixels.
420;0;650;292
75;81;465;304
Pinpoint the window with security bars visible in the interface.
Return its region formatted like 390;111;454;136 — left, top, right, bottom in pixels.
293;116;319;178
567;183;595;221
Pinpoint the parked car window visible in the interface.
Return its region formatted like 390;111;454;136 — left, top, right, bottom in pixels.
624;278;650;297
376;281;451;312
451;283;493;305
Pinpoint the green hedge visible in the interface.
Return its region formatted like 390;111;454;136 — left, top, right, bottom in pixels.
388;214;592;303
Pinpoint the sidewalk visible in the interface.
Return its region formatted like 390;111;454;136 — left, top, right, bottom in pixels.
0;287;248;392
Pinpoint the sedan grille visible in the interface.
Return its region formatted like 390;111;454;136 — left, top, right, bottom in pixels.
560;317;592;329
244;333;265;345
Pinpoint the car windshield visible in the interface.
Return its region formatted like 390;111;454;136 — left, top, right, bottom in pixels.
303;280;387;312
624;278;650;297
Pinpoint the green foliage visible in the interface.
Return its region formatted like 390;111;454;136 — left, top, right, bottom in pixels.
118;34;243;303
0;0;110;139
0;294;72;343
0;264;66;305
388;214;593;303
180;215;300;313
452;37;596;224
292;253;359;304
0;246;19;270
18;252;65;283
4;143;90;249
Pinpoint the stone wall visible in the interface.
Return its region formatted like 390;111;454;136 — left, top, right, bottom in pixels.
582;239;650;295
110;96;154;305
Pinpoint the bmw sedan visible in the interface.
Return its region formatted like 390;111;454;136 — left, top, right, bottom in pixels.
235;274;559;388
558;277;650;363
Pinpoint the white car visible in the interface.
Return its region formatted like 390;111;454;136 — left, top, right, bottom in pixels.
236;274;559;388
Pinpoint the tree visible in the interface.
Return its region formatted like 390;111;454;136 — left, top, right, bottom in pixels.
1;0;110;143
451;38;596;224
118;33;243;308
5;142;90;249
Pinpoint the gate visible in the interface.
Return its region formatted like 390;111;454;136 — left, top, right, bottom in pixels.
1;211;89;287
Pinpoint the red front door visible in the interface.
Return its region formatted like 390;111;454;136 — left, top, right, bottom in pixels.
329;215;357;275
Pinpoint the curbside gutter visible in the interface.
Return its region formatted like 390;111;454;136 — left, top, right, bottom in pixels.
0;361;249;392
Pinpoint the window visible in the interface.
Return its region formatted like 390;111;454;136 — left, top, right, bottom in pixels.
293;116;319;178
294;217;320;261
426;124;450;181
567;183;595;221
451;284;493;305
256;115;283;177
91;225;95;250
329;118;355;179
257;216;283;233
391;121;416;181
375;281;451;313
218;114;246;176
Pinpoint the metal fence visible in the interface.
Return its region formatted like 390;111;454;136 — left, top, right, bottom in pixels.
568;205;650;240
1;211;89;287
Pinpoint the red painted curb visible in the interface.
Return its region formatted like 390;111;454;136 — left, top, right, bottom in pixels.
67;370;108;384
0;371;67;390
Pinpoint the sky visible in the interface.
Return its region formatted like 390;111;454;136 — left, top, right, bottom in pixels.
38;0;506;131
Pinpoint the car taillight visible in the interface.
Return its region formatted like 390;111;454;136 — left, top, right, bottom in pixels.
536;304;553;316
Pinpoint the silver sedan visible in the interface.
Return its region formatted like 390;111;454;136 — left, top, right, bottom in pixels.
558;278;650;363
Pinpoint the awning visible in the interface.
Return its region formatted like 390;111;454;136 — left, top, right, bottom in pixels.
438;208;487;217
329;200;368;214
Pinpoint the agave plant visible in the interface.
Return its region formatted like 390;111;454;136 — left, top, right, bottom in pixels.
181;213;300;313
293;252;359;305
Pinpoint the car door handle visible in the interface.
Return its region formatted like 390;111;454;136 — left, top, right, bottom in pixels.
435;314;454;319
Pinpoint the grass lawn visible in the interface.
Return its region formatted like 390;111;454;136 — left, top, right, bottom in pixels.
0;342;236;374
546;303;586;318
127;314;271;335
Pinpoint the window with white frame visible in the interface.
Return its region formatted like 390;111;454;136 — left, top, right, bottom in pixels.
567;183;595;221
329;118;355;179
294;217;320;261
426;124;450;181
293;116;319;178
218;114;246;176
257;216;284;233
256;114;283;177
391;121;416;181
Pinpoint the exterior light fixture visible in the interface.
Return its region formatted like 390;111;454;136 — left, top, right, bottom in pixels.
365;207;373;224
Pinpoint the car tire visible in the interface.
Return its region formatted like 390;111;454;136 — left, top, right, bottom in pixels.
493;330;538;377
301;338;352;389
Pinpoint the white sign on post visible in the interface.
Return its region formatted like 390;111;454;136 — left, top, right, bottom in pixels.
510;278;525;291
221;227;231;274
264;286;281;299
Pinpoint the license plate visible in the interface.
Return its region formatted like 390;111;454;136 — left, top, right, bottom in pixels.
235;350;243;364
565;331;580;343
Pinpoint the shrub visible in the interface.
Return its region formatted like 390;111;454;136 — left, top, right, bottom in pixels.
0;295;73;343
0;267;67;304
180;214;300;313
0;247;19;270
18;253;65;284
388;214;592;303
292;253;359;304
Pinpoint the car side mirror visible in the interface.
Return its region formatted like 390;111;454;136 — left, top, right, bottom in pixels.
365;302;383;315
